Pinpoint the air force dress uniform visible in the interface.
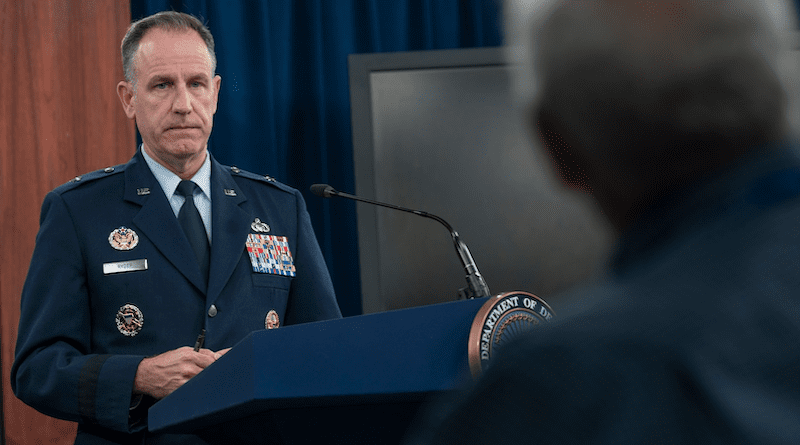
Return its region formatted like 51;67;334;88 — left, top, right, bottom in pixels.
12;149;342;444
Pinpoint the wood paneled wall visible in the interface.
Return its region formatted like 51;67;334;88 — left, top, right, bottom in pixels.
1;1;135;443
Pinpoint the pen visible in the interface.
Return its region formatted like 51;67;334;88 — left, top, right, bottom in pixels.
193;328;206;352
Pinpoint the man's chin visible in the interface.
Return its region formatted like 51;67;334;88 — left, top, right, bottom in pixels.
161;139;206;156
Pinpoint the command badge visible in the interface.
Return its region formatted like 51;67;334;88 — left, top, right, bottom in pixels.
265;310;280;329
109;227;139;251
116;303;144;337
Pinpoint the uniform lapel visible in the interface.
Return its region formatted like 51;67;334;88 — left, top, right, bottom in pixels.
207;157;249;303
124;150;207;293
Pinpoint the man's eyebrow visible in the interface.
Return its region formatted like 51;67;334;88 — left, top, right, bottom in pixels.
187;73;212;81
146;72;211;86
148;75;174;85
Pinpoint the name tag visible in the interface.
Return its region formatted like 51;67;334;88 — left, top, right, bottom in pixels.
103;259;148;275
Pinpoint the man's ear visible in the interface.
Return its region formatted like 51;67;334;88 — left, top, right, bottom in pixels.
211;74;222;114
117;81;136;119
534;106;592;193
532;106;567;154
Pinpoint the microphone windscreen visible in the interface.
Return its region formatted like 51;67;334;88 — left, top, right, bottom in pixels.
310;184;335;198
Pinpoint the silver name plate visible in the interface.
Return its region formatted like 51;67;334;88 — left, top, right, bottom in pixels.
103;259;148;275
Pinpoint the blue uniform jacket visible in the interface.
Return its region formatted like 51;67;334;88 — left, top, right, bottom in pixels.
12;149;342;444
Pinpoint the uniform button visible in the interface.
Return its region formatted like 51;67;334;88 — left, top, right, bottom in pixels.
208;305;218;317
104;167;114;173
231;166;240;173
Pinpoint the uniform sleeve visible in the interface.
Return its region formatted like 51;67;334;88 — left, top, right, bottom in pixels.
11;191;147;432
283;189;342;324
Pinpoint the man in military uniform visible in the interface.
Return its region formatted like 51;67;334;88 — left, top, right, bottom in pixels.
12;11;341;444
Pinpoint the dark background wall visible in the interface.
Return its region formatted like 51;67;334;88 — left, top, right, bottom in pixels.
348;49;613;314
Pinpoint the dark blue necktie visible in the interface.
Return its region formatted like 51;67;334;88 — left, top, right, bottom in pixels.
176;180;210;280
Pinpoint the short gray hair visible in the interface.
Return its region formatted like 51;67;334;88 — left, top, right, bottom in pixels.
121;11;217;83
505;0;798;174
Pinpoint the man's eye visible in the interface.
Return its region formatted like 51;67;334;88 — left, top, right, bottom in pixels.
155;82;169;89
191;81;202;88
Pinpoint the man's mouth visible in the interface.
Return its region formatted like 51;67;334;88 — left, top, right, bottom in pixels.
166;126;199;132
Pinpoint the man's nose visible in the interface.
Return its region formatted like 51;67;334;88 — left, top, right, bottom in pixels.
172;85;192;114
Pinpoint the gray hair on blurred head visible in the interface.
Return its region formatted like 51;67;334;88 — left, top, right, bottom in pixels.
504;0;799;184
505;0;798;228
504;0;797;111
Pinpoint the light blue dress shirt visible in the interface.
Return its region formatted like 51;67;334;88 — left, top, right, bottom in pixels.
141;146;212;243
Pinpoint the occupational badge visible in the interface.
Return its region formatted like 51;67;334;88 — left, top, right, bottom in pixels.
265;310;280;329
245;234;296;277
251;218;270;233
116;303;144;337
108;227;139;251
468;291;554;379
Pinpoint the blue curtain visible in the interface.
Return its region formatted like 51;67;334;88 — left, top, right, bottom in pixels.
130;0;503;316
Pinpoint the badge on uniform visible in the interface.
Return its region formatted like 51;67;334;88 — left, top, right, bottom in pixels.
251;218;270;233
265;310;280;329
108;227;139;250
245;234;296;277
116;303;144;337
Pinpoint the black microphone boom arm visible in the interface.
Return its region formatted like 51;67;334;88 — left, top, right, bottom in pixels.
310;184;491;299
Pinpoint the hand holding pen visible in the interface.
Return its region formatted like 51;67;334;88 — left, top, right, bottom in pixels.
132;330;230;399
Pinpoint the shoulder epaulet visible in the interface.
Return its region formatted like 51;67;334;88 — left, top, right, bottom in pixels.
227;165;296;194
53;163;127;194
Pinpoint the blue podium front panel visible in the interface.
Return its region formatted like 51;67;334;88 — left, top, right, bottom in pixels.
149;298;487;435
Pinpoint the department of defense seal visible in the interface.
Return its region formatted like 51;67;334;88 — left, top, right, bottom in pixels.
116;303;144;337
265;310;280;329
108;227;139;251
468;291;554;379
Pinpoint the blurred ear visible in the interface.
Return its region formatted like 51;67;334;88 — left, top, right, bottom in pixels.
117;81;136;119
534;106;592;193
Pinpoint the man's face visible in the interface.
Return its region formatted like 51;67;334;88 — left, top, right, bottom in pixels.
118;28;221;176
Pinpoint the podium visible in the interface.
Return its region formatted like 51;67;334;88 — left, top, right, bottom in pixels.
148;297;489;444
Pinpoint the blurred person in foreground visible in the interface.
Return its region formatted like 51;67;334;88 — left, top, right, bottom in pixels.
407;0;800;443
12;11;341;444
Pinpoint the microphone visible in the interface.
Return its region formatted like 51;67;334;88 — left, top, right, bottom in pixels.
310;184;491;299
